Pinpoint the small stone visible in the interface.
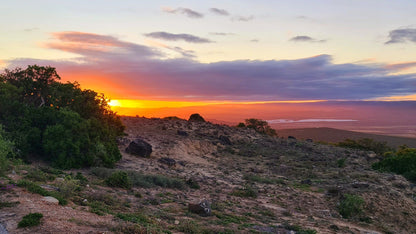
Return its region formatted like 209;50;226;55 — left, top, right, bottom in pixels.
42;196;59;205
174;220;180;225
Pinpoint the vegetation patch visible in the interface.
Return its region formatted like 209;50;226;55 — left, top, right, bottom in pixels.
336;138;391;155
18;213;43;228
338;194;365;219
373;147;416;182
230;185;258;198
105;171;132;189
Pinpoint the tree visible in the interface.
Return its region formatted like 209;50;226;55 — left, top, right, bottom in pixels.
244;118;277;136
0;65;124;168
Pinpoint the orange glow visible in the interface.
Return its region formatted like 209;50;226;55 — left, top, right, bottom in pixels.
109;99;325;109
108;99;326;116
370;94;416;101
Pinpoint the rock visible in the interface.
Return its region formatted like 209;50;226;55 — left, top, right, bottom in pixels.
40;184;60;191
306;138;313;143
158;157;176;167
188;199;211;216
188;113;205;122
174;220;180;225
288;136;297;140
177;130;188;136
126;139;152;157
301;179;312;185
352;182;370;189
219;135;232;145
42;196;59;205
0;223;8;234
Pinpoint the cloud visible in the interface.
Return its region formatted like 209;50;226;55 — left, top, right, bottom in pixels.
385;28;416;44
162;7;203;18
290;35;326;43
385;62;416;71
209;32;235;36
24;27;39;32
6;32;416;101
231;15;254;22
144;32;213;43
210;8;229;16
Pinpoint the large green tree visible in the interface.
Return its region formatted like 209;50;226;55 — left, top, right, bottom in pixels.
0;65;124;168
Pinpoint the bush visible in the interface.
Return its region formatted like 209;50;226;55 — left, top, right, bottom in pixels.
106;171;132;189
0;65;124;169
18;213;43;228
338;194;365;218
230;185;258;198
0;125;14;175
336;138;391;155
373;147;416;182
244;118;277;136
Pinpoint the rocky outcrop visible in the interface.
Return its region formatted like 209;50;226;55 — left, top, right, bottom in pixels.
125;139;152;157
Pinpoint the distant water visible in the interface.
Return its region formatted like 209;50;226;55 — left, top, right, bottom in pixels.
267;119;358;124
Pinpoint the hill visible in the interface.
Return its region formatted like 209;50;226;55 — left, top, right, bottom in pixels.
1;117;416;233
278;127;416;148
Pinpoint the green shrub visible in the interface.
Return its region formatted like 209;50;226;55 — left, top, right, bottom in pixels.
0;125;14;175
230;185;258;198
337;158;346;168
338;194;365;218
372;147;416;182
18;213;43;228
244;118;277;136
17;180;49;196
336;138;391;155
116;212;151;225
106;171;132;189
92;167;185;189
186;178;200;189
0;65;125;169
17;179;67;205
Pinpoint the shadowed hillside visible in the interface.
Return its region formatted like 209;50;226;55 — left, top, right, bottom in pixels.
278;127;416;148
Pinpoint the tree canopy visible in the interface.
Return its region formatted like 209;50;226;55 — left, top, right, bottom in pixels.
0;65;124;168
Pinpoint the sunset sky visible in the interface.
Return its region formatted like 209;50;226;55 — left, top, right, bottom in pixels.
1;0;416;119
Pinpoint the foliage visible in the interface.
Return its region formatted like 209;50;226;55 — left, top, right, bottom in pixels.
0;65;124;168
0;125;14;175
336;138;392;155
244;118;277;136
106;171;132;189
18;213;43;228
338;194;365;219
17;179;67;205
372;146;416;182
230;185;258;198
337;158;346;168
116;212;151;225
92;167;185;189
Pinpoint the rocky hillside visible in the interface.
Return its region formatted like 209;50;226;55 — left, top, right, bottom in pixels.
1;116;416;233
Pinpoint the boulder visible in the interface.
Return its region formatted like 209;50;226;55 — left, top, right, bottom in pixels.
219;135;232;145
188;199;211;216
42;196;59;205
177;130;188;136
126;139;152;157
158;157;176;167
188;113;205;122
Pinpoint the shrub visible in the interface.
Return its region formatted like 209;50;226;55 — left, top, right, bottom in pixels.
230;185;258;198
336;138;391;155
0;125;14;175
244;118;277;136
106;171;132;189
338;194;365;218
18;213;43;228
0;65;125;169
372;147;416;182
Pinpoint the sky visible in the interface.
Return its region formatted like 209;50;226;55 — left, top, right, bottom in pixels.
1;0;416;114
